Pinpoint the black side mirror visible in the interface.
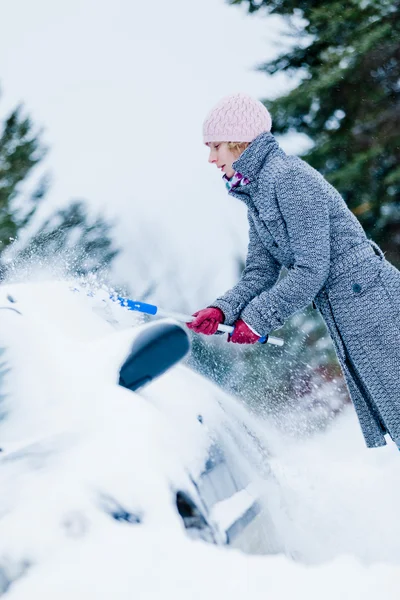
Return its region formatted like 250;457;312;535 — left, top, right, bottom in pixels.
119;321;190;392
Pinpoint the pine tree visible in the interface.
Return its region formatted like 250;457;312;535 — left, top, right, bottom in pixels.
230;0;400;265
0;102;118;278
8;200;119;277
0;106;47;248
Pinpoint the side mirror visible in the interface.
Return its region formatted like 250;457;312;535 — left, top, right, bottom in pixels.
119;321;190;392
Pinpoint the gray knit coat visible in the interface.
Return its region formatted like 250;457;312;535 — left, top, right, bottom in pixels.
211;132;400;449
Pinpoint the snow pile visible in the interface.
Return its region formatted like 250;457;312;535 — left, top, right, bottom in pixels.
0;278;399;599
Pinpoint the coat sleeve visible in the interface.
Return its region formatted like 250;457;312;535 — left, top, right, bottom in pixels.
240;163;331;336
210;211;281;326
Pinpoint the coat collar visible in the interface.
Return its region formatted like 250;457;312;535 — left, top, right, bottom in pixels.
231;132;284;181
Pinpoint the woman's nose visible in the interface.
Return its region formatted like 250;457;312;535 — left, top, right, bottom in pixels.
208;152;216;164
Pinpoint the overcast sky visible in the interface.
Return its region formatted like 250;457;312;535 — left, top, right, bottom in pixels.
0;0;310;308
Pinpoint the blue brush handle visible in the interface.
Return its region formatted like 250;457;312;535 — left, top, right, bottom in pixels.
114;296;158;315
113;295;272;345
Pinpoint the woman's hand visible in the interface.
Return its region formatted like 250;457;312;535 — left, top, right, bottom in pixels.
228;319;260;344
186;307;224;335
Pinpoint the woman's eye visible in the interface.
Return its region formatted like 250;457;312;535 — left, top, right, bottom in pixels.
215;145;220;150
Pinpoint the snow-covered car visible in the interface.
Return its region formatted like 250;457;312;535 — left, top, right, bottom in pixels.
0;280;279;593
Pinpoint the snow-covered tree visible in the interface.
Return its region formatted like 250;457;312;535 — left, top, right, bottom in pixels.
0;100;118;278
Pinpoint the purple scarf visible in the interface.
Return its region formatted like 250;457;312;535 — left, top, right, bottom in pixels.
223;171;250;192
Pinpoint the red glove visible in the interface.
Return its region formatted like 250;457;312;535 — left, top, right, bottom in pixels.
228;319;260;344
186;307;224;335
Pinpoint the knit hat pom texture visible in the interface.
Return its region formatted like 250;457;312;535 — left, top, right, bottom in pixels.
203;93;272;144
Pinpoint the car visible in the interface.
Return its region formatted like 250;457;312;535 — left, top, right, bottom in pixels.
0;280;280;592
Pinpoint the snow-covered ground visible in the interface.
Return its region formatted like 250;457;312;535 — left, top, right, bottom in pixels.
0;276;399;599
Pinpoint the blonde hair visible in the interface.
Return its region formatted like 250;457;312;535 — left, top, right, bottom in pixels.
206;141;250;158
227;141;250;158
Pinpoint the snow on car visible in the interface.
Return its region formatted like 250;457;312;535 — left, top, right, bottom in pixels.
0;279;281;594
1;280;400;599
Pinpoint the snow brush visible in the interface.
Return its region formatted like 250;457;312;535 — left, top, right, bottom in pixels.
111;295;284;347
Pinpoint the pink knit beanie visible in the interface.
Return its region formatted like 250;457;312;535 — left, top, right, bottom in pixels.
203;93;272;144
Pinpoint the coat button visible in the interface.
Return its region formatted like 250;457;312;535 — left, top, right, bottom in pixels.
352;283;362;293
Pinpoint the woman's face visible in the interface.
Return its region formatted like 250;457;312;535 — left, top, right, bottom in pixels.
207;142;238;178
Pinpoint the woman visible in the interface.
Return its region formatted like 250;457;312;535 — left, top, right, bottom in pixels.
187;92;400;450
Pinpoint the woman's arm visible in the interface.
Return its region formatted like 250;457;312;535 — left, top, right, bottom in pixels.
241;163;331;335
210;212;281;326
